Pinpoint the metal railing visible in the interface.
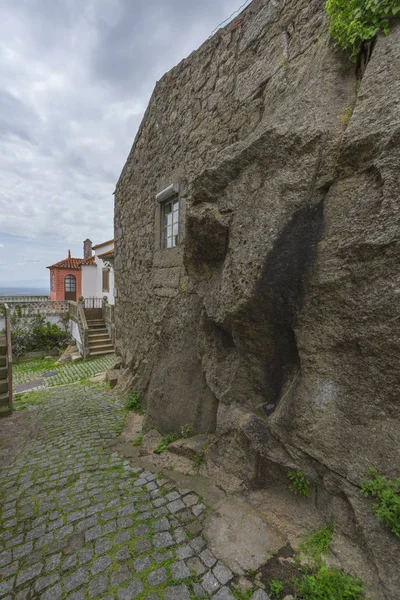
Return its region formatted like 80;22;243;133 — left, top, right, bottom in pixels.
83;297;103;309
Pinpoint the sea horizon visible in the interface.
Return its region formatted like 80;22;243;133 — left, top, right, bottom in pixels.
0;286;49;297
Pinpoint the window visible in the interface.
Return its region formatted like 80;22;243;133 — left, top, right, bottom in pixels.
102;268;110;293
161;195;179;249
64;274;76;292
51;272;55;292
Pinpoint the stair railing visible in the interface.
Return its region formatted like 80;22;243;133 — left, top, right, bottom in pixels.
77;298;90;358
4;303;12;411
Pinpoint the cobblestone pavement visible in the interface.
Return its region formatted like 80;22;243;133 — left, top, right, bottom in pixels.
0;384;268;600
13;355;115;393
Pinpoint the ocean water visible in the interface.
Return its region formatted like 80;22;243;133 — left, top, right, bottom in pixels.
0;287;49;298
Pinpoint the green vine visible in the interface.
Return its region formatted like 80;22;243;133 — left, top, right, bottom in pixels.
325;0;400;60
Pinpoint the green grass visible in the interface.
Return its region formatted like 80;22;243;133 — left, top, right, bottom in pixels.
269;579;284;598
14;388;53;411
298;524;335;562
13;354;115;390
155;433;178;454
360;467;400;537
296;564;364;599
132;434;143;446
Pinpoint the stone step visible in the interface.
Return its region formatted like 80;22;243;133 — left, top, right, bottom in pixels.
0;380;8;395
0;356;6;368
88;336;110;344
0;344;6;357
0;391;10;407
89;349;115;357
88;342;114;351
87;320;105;326
0;405;12;418
0;366;8;380
88;329;108;337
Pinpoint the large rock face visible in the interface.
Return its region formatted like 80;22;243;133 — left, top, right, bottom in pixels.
114;1;400;596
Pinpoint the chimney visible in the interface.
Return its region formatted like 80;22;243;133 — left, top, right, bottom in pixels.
83;239;92;259
68;249;71;258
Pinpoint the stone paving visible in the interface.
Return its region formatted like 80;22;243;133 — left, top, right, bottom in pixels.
13;355;115;393
0;384;269;599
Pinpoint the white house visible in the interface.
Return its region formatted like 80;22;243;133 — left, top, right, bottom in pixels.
81;239;115;304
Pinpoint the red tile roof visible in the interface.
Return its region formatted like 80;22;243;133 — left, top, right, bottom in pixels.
47;256;83;270
92;239;114;250
98;248;114;259
80;256;96;266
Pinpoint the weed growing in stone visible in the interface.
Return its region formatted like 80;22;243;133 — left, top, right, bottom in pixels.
296;564;364;599
287;469;311;497
269;579;284;598
155;433;178;454
193;452;204;470
325;0;399;60
132;434;143;446
125;391;141;412
180;424;192;438
298;524;335;563
360;467;400;537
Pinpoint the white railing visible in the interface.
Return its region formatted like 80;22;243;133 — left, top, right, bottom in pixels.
4;301;69;316
0;295;49;303
68;300;90;358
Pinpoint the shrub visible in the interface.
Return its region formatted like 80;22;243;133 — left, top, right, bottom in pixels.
10;313;70;357
288;469;311;497
360;467;400;537
325;0;400;60
296;564;364;599
299;524;335;563
155;433;178;454
125;391;141;412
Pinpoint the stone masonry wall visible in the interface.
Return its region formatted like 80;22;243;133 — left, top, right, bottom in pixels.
114;1;400;597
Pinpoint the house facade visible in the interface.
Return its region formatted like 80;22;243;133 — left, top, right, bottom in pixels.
47;239;114;304
81;239;115;305
47;250;85;301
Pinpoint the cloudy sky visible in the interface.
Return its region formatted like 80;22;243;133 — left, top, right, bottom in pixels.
0;0;247;287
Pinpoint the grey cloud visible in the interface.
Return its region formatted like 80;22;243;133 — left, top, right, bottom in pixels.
0;0;243;283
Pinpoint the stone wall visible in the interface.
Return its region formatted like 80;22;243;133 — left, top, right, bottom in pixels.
114;1;400;597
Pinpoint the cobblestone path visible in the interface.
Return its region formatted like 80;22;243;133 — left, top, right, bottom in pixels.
0;385;268;600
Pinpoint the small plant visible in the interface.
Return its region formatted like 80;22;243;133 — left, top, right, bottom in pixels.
180;424;192;438
325;0;399;61
360;467;400;537
125;391;141;412
299;524;335;563
288;469;311;497
339;105;353;126
193;452;204;470
269;579;284;598
296;564;364;599
132;434;143;446
155;433;178;454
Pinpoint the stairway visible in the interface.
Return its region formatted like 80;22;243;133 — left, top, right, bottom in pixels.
87;320;114;357
0;334;11;417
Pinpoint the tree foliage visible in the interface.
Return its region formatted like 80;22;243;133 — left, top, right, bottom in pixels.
325;0;400;60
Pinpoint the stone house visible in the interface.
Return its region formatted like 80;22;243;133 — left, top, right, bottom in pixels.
113;0;400;596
